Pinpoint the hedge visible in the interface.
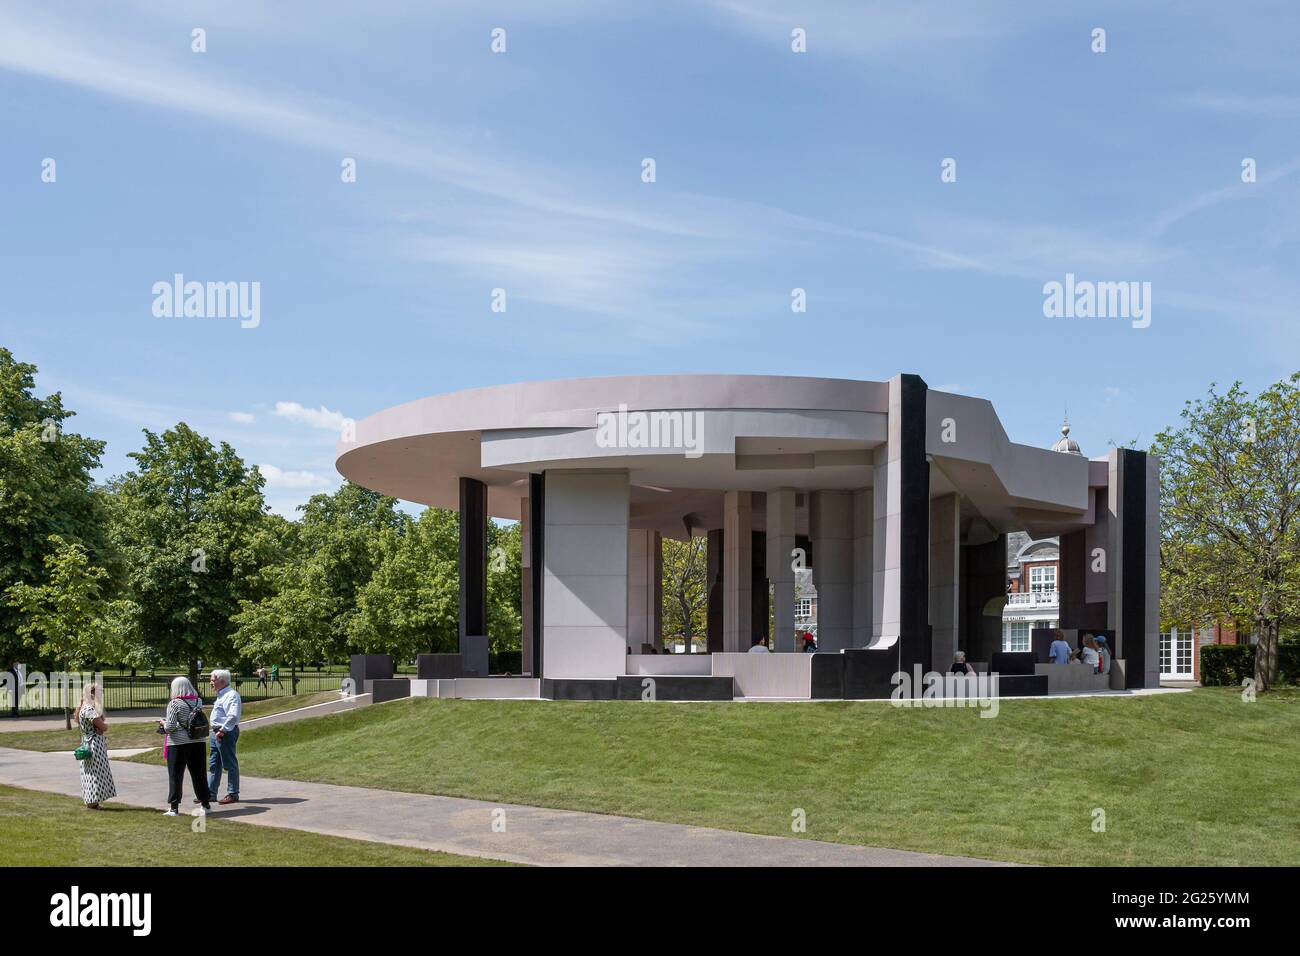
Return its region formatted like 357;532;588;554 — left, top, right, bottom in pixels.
1200;642;1300;686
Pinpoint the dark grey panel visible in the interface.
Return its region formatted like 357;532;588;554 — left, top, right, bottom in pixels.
994;674;1049;697
459;476;488;643
990;651;1037;676
615;675;734;701
706;528;724;653
810;653;844;699
370;679;412;703
1120;450;1148;689
349;654;393;691
541;678;618;701
899;374;930;673
416;654;463;680
529;472;545;677
841;648;900;699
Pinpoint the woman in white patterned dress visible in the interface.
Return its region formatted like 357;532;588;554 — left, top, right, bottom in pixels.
76;682;116;809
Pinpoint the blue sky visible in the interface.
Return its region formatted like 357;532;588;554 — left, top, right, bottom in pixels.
2;1;1298;515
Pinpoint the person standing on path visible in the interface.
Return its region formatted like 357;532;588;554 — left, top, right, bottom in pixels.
75;683;116;810
159;676;211;816
207;668;241;805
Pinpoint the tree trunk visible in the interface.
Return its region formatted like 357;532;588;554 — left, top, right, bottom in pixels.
1254;618;1279;693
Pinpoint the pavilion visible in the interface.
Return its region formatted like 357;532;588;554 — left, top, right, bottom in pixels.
337;374;1159;701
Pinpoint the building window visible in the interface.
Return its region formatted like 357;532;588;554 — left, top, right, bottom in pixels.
795;598;813;618
1003;622;1030;653
1029;565;1057;594
1160;628;1194;678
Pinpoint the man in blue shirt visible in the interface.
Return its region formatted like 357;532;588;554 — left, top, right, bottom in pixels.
207;669;242;805
1049;631;1074;665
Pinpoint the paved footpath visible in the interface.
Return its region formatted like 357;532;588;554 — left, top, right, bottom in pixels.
0;746;1015;867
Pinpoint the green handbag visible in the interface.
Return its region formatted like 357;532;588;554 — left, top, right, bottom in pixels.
73;744;90;761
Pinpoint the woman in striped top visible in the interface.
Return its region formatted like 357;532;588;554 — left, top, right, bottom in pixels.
158;677;212;815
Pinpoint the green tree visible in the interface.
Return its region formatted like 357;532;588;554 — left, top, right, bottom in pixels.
662;535;707;652
487;520;522;656
5;536;120;727
293;482;409;661
348;510;460;660
0;348;108;673
231;559;334;685
106;424;272;679
1153;374;1300;691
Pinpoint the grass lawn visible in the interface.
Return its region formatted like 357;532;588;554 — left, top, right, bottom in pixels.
121;687;1300;867
0;784;508;866
0;692;341;752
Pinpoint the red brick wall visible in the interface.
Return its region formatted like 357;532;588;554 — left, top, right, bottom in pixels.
1192;622;1242;681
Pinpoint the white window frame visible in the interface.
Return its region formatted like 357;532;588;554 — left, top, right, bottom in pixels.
1160;627;1194;679
1029;565;1057;594
1003;621;1030;653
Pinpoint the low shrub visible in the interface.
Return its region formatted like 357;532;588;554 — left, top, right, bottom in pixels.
1200;641;1300;685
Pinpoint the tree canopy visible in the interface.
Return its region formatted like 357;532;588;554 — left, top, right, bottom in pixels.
1153;374;1300;691
0;348;107;668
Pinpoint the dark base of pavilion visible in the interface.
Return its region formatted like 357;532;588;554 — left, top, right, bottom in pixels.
350;649;1124;703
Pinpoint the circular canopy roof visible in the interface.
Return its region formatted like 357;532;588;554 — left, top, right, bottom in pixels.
335;374;890;525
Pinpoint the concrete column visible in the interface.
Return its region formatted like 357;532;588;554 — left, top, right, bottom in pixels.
520;494;533;676
1144;457;1162;690
766;488;797;652
542;470;629;679
458;477;487;644
751;530;768;646
1085;486;1110;605
706;529;724;652
1107;449;1161;689
723;492;752;652
1060;522;1107;633
811;490;854;652
929;493;960;669
852;487;873;647
528;473;545;676
873;374;929;670
627;529;662;653
960;534;1007;663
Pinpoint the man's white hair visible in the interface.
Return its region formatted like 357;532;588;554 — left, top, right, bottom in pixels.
210;668;232;688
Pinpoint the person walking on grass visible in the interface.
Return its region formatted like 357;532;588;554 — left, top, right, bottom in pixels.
270;662;284;689
159;677;211;816
76;683;116;810
207;668;241;805
255;665;268;690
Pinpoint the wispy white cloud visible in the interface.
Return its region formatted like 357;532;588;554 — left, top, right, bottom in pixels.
257;464;335;490
703;0;1030;57
1179;91;1300;118
228;411;256;424
273;401;348;432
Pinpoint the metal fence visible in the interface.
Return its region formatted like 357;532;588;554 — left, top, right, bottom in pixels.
1;671;346;717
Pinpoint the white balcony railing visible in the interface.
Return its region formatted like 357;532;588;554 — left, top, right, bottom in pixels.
1006;590;1059;609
